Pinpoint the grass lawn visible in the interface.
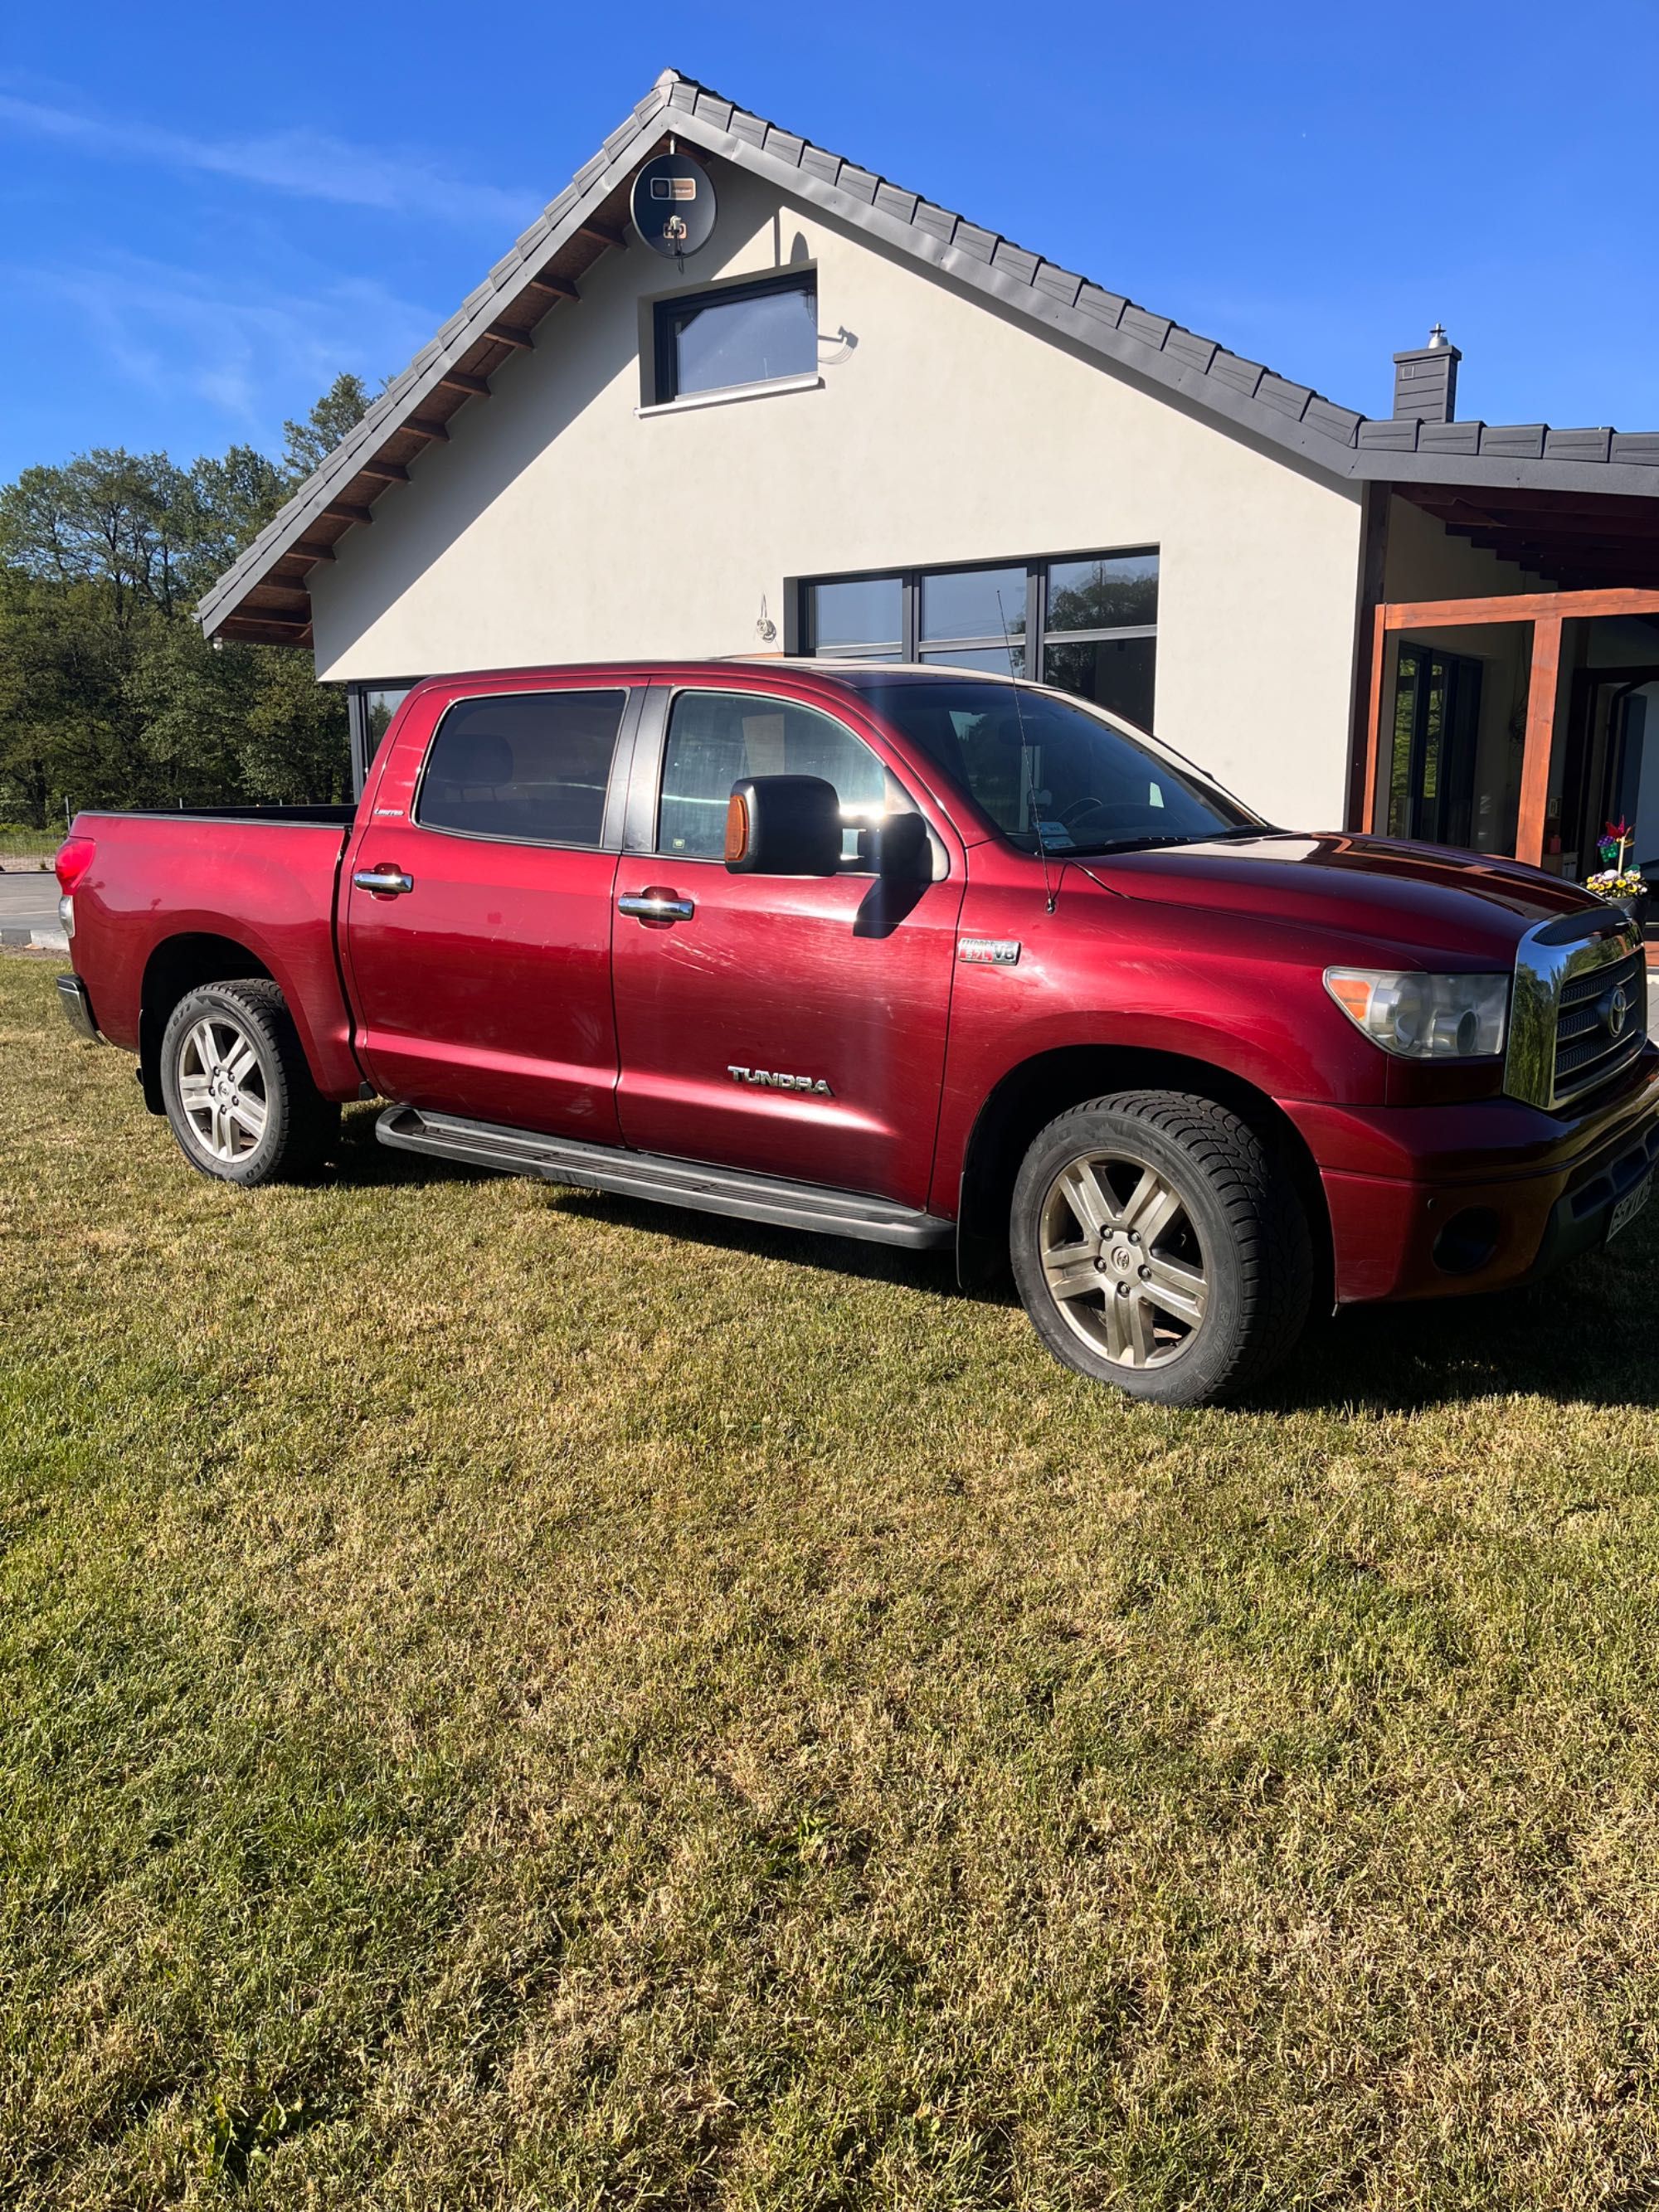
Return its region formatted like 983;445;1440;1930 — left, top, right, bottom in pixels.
0;834;56;867
7;950;1659;2207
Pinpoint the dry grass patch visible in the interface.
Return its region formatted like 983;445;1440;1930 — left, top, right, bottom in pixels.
3;952;1659;2206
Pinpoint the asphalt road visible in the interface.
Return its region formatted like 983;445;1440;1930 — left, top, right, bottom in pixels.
0;871;66;946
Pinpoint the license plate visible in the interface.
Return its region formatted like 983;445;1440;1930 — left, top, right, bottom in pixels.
1608;1172;1653;1244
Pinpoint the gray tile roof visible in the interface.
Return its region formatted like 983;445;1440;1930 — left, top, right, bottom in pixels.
197;67;1659;640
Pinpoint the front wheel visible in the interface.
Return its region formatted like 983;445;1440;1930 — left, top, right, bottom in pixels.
159;979;338;1186
1010;1090;1311;1407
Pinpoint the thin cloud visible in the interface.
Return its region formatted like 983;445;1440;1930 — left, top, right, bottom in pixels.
11;254;436;440
0;90;540;231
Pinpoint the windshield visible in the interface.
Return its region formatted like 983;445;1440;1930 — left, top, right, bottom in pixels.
861;678;1262;856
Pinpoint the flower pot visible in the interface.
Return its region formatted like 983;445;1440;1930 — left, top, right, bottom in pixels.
1613;892;1649;935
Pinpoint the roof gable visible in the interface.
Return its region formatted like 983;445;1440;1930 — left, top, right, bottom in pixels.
198;68;1659;644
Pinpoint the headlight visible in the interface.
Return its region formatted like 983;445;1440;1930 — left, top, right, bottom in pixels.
1324;968;1508;1059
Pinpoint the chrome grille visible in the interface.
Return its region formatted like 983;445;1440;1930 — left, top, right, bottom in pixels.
1505;911;1646;1111
1554;947;1647;1102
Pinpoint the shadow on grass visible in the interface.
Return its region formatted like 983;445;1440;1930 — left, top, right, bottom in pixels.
334;1105;1659;1413
546;1183;966;1294
324;1104;492;1190
331;1104;960;1291
1265;1250;1659;1415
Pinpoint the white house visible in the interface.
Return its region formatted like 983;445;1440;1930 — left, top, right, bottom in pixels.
200;69;1659;878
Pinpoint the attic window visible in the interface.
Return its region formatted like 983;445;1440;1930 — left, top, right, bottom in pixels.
653;271;817;404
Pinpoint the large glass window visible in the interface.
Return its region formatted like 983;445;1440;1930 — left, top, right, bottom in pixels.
860;677;1256;857
416;690;625;845
658;690;893;866
918;565;1027;664
1042;552;1158;729
804;575;902;661
654;273;817;403
1386;645;1483;847
802;549;1157;727
366;687;411;753
1043;636;1155;731
348;682;416;794
1046;552;1158;631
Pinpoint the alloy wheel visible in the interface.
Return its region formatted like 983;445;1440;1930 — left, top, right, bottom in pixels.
176;1015;269;1164
1037;1149;1209;1369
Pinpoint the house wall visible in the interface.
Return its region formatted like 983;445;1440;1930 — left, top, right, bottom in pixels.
310;163;1366;829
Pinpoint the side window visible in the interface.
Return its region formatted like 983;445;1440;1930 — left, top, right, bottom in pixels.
416;690;625;845
657;690;892;866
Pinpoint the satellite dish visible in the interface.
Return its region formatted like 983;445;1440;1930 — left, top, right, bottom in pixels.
630;153;717;260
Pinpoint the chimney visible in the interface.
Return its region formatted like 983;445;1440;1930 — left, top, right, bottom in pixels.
1393;323;1461;424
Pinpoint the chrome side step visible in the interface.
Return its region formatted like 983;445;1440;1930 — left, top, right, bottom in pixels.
375;1105;956;1252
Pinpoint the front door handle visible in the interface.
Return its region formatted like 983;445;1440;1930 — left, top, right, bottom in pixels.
618;889;694;924
353;866;414;896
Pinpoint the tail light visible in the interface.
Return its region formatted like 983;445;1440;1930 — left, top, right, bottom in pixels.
54;834;96;941
55;835;96;893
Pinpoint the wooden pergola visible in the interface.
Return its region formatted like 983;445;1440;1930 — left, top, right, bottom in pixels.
1361;586;1659;863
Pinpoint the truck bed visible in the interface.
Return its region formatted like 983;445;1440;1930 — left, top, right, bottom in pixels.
92;804;358;825
65;807;364;1099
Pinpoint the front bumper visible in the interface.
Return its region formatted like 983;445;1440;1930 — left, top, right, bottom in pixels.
1290;1048;1659;1304
56;973;100;1042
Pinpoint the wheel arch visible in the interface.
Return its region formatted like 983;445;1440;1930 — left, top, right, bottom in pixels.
956;1043;1333;1310
138;934;273;1112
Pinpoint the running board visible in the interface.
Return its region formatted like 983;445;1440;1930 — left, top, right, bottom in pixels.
375;1106;956;1252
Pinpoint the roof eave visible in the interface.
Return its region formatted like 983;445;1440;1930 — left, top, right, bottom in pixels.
195;83;676;639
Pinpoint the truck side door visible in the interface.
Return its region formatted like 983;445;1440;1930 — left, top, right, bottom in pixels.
343;680;639;1139
610;683;965;1208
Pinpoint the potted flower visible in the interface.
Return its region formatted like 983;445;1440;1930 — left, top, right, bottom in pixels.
1586;819;1649;931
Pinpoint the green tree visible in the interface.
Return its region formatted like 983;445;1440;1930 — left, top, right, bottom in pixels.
0;377;361;827
280;372;374;482
0;449;192;621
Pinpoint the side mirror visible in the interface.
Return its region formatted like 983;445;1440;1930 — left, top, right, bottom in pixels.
724;775;843;877
869;810;931;882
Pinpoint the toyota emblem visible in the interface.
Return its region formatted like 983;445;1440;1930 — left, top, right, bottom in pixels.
1602;981;1632;1038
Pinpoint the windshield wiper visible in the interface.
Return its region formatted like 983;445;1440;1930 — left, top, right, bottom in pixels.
1061;826;1265;857
1060;833;1212;857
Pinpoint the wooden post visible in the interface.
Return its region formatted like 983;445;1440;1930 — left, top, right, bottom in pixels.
1361;604;1388;834
1515;615;1564;868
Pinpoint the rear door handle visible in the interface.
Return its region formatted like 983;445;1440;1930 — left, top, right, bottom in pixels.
618;890;694;923
353;867;414;896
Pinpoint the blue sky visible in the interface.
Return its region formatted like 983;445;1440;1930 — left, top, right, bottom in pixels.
2;0;1657;480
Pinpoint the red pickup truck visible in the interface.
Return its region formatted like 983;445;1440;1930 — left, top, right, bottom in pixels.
54;660;1657;1405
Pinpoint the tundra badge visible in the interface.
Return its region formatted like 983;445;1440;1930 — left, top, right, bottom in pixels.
727;1066;834;1096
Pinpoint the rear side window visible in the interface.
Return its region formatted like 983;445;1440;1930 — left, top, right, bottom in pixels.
416;690;626;845
658;689;892;865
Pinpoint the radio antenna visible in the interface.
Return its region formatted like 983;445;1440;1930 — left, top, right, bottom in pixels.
998;590;1056;913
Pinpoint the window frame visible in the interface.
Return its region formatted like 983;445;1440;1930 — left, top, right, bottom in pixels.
652;269;820;408
410;684;640;854
645;683;924;877
795;547;1160;692
347;678;421;796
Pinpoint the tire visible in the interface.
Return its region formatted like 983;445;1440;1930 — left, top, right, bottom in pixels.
1010;1090;1311;1407
158;979;339;1187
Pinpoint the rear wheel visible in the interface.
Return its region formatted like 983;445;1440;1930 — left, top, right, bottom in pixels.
159;980;338;1186
1010;1090;1311;1406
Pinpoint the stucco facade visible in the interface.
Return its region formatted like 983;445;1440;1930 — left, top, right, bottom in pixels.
309;163;1367;831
